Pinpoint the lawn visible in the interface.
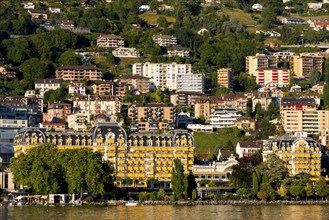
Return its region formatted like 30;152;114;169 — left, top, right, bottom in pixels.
217;8;258;26
139;12;176;25
193;132;238;155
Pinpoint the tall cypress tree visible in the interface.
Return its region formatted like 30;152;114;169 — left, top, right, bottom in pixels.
171;159;185;199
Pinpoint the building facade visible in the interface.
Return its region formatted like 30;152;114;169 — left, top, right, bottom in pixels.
132;62;192;91
97;35;124;48
91;81;128;97
246;54;278;76
263;135;322;176
128;103;176;123
209;108;241;128
34;79;62;97
13;123;194;187
217;68;233;90
167;45;190;58
170;92;207;106
55;66;102;81
256;68;290;87
290;53;323;78
152;34;177;47
112;47;140;58
117;75;150;94
176;74;204;93
68;82;86;96
73;95;121;119
43;103;72;122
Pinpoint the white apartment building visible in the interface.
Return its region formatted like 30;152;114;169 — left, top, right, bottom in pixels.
132;62;192;91
209;108;241;128
176;74;204;93
68;82;86;96
73;95;121;118
34;79;62;97
152;34;177;47
67;110;91;131
112;47;140;58
256;68;290;87
320;128;329;146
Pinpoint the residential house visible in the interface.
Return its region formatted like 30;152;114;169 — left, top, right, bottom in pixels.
251;91;273;111
96;35;124;48
167;45;190;58
217;68;234;90
43;103;72;122
308;3;323;9
246;54;278;76
170;91;207;106
91;80;128;97
23;2;35;9
117;75;150;94
152;34;177;47
236;141;262;158
28;9;48;19
73;95;121;119
132;62;192;91
49;7;61;13
68;82;86;96
34;79;62;97
67;110;91;131
0;66;16;78
263;134;321;176
41;122;65;132
290;53;323;78
234;116;256;130
252;3;264;11
320;128;329;146
112;47;140;58
273;51;295;60
281;17;305;25
139;5;150;12
55;65;103;81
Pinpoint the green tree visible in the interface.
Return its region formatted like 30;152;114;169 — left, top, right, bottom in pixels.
315;177;329;200
304;183;314;200
236;187;248;199
261;8;277;30
20;58;51;89
171;159;185;199
322;84;329;109
157;188;166;200
277;184;288;199
184;172;197;199
10;144;114;194
58;51;83;66
157;16;170;28
252;170;261;195
43;87;68;104
308;69;321;85
257;183;274;201
289;185;304;200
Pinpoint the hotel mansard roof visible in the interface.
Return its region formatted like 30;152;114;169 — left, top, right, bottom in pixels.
14;123;194;150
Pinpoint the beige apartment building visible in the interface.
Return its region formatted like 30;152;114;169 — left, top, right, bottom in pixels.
167;45;190;58
73;95;121;117
194;95;248;122
96;35;124;48
152;34;177;47
55;66;102;81
290;53;323;78
246;54;278;76
117;75;150;94
43;103;72;122
217;68;233;89
280;98;329;134
92;81;128;97
128;103;176;123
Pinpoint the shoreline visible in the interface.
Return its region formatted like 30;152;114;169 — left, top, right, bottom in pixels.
3;200;329;207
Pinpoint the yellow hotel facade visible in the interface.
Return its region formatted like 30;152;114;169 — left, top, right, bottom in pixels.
13;123;194;187
262;135;322;177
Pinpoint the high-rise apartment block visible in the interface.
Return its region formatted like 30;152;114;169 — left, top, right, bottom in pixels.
256;68;290;87
290;53;323;78
132;62;192;91
217;68;233;89
246;54;278;76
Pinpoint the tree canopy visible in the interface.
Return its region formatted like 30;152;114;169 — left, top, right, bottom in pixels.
10;144;114;195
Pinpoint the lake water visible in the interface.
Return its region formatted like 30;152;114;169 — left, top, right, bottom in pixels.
1;205;328;220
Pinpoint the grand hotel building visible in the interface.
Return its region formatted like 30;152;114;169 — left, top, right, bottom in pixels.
13;123;194;187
